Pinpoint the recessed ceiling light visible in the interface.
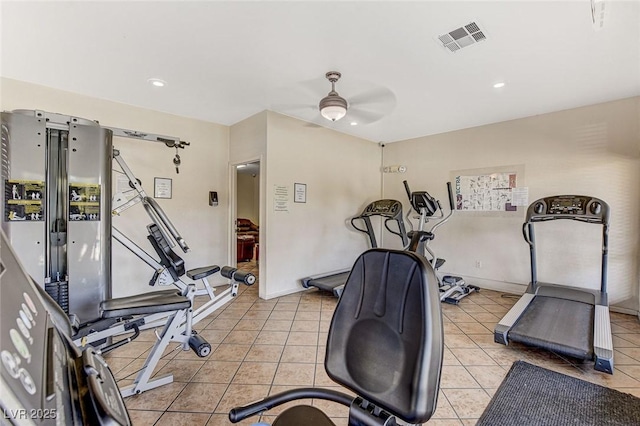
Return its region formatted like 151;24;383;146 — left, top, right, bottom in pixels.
493;82;505;88
350;122;358;126
148;78;167;87
237;164;247;169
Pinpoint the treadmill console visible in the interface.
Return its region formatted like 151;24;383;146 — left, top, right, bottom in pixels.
527;195;609;223
361;199;403;218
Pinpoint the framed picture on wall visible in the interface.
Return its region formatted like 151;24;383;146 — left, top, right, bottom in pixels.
154;177;172;199
294;183;306;203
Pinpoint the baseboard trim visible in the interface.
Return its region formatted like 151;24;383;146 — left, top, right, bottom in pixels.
455;274;637;315
264;285;306;300
453;274;527;296
264;275;638;317
610;306;639;316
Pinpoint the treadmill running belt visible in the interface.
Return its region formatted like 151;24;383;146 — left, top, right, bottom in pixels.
509;296;594;360
307;272;349;292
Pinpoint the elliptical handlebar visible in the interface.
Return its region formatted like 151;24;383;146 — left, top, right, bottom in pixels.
430;182;455;235
447;182;455;211
403;180;412;203
402;180;455;235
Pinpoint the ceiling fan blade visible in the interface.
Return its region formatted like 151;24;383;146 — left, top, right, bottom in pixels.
298;76;332;98
346;109;386;124
271;103;316;113
348;86;397;112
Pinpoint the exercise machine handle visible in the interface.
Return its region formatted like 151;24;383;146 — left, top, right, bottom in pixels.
229;388;353;423
143;197;190;253
349;216;369;235
446;182;455;211
221;266;256;286
522;223;533;246
403;180;412;202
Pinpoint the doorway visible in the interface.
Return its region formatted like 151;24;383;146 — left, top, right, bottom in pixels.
234;160;260;289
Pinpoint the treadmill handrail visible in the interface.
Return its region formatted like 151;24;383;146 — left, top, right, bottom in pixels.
350;200;409;248
523;194;609;294
384;217;409;247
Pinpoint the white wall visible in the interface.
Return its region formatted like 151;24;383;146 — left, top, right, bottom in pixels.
263;111;381;299
5;78;636;312
382;97;640;312
1;78;231;298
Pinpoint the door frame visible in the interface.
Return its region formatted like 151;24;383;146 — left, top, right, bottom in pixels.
229;156;264;295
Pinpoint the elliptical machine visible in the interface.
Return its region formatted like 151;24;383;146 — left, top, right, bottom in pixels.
403;180;479;304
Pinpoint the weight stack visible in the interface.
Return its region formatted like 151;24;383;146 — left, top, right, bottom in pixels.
45;281;69;314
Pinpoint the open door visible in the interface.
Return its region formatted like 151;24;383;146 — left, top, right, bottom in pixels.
232;160;260;290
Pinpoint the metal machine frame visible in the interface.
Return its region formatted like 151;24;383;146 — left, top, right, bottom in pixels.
2;110;113;321
1;109;256;396
73;146;255;397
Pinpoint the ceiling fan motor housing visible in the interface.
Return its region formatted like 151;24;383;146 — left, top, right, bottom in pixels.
319;71;348;121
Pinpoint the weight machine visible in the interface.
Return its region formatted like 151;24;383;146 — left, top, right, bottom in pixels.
1;109;255;396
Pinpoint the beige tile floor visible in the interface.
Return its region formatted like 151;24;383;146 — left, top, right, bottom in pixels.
106;260;640;425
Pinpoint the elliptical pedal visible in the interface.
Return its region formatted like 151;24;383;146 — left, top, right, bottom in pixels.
441;275;479;305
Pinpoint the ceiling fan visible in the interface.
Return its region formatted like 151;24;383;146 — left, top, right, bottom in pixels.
319;71;348;121
270;71;396;127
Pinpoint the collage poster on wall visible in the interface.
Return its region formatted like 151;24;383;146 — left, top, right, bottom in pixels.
454;172;518;212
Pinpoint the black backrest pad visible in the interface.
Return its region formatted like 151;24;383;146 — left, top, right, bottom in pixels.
325;248;444;424
147;224;185;279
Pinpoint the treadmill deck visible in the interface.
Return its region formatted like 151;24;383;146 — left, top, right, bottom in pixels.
509;296;595;360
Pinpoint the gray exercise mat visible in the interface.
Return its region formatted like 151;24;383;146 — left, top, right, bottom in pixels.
477;361;640;426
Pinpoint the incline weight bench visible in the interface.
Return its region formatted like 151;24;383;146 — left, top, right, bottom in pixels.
73;224;255;397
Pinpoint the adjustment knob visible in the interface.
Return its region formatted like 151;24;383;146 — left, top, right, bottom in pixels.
534;202;545;214
590;202;602;215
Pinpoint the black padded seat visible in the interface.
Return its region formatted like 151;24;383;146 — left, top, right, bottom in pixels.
272;406;334;426
325;248;444;424
187;265;220;280
229;248;443;425
100;289;190;319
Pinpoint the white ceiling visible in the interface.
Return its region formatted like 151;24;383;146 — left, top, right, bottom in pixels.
1;1;639;143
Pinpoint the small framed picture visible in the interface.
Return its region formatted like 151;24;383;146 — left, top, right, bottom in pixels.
294;183;306;203
154;177;172;199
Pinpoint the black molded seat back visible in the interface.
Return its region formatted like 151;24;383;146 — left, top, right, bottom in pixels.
325;248;443;424
147;224;185;279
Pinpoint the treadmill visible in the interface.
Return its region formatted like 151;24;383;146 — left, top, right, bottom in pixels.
494;195;614;374
0;230;131;425
301;199;408;297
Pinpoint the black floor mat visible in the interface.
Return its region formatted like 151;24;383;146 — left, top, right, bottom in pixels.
477;361;640;426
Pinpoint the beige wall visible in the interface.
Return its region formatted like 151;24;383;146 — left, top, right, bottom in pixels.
263;112;382;299
382;97;640;312
1;78;231;298
4;77;637;312
230;111;382;299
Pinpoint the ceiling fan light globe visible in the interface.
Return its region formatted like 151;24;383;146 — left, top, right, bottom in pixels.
319;94;348;122
321;105;347;121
